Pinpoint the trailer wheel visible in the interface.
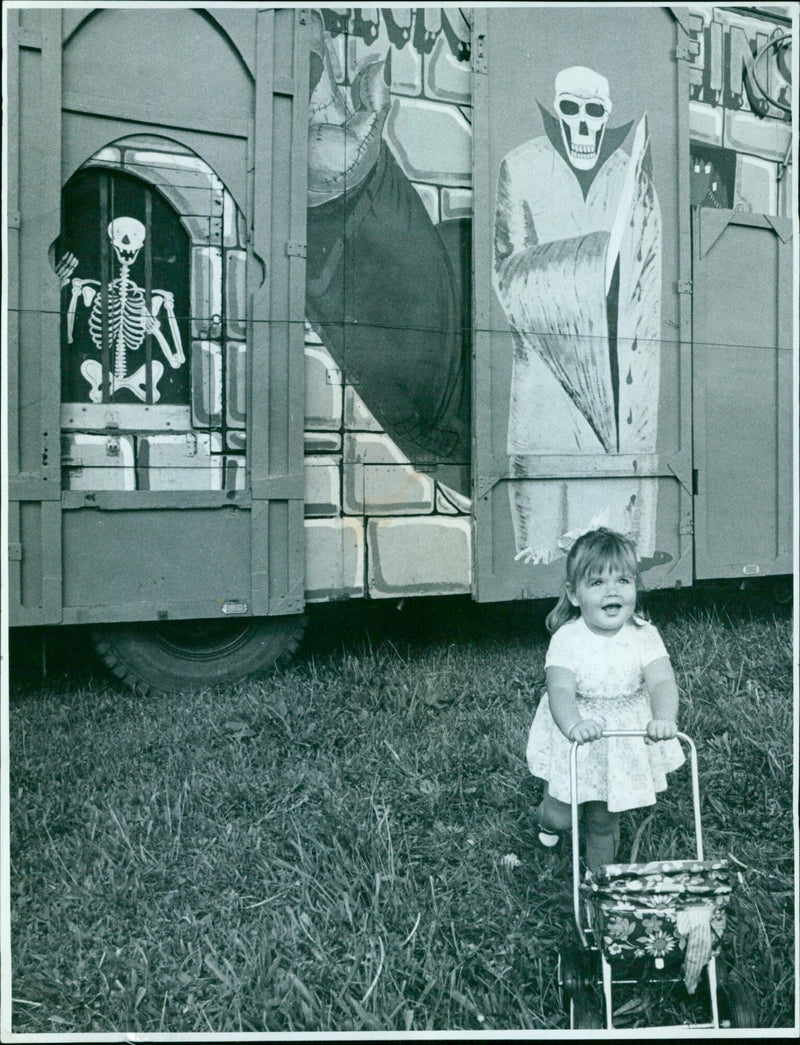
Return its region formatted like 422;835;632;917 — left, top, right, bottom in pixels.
92;616;306;696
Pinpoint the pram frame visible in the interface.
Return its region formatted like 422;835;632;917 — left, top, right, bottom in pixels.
568;730;722;1030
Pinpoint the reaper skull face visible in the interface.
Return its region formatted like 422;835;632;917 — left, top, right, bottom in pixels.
108;217;146;266
554;66;611;171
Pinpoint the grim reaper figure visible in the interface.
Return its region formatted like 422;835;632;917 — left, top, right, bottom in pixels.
493;66;662;564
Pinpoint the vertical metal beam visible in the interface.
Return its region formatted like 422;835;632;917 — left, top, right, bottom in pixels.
673;11;696;586
249;8;308;617
470;8;491;600
6;10;23;613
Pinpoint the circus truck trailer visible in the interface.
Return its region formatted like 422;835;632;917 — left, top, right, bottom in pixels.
5;5;794;694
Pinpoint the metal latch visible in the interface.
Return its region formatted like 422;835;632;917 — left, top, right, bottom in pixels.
473;33;487;74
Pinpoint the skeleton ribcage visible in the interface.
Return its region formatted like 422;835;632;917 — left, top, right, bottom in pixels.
88;278;149;378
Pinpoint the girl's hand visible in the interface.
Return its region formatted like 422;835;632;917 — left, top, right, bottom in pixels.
646;718;677;742
567;718;605;744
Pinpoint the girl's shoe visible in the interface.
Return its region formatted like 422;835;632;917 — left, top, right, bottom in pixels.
536;825;561;849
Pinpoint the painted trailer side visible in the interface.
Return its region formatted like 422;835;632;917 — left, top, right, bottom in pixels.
4;6;794;694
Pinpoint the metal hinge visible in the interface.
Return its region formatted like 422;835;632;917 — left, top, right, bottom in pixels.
473;33;487;74
8;543;22;562
8;212;20;230
286;241;306;258
677;279;693;294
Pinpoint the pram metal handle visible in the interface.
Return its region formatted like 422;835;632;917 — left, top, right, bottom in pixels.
570;731;703;949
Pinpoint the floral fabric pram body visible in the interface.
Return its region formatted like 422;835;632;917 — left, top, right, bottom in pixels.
582;858;733;993
560;731;755;1030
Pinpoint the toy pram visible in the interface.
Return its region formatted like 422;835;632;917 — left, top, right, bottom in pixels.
557;730;759;1029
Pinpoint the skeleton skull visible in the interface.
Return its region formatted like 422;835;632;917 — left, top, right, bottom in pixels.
108;217;146;266
554;66;612;171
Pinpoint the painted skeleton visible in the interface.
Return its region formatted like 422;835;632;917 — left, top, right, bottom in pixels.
64;217;184;402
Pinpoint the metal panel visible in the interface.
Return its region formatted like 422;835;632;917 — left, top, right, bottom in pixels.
472;8;692;602
692;210;793;579
8;8;309;629
61;508;251;620
249;8;308;616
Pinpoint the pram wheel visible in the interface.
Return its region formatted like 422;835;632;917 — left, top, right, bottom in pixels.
717;980;759;1028
570;989;604;1029
558;939;598;1006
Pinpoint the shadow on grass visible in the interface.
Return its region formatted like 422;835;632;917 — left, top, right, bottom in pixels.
9;579;790;696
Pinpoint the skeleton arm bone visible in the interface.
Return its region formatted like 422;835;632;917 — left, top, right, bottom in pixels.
149;292;184;368
54;252;79;287
67;278;100;344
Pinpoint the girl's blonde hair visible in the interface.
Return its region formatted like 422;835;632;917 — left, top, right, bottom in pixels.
545;527;645;634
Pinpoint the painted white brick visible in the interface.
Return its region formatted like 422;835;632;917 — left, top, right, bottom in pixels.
344;386;382;431
226;341;247;428
137;432;223;491
306;345;343;429
304;432;342;453
222;191;245;249
191;340;222;427
343;433;434;515
223;456;247;491
347;20;422;97
304;517;365;600
441;187;473;220
725;110;792;163
367;516;471;597
61;433;136;490
225;250;246;339
425;32;471;104
191;247;223;340
386;99;471;185
305;455;341;517
436;483;471;516
734;154;778;214
689;101;724;147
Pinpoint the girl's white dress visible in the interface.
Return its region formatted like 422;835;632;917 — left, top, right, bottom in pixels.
526;615;684;812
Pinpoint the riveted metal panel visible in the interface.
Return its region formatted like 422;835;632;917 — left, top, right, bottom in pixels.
8;8;308;628
472;7;692;602
692;210;793;579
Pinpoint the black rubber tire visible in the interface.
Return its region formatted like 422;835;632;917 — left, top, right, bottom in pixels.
571;989;604;1029
771;576;792;605
717;980;760;1029
92;615;306;696
558;941;594;1005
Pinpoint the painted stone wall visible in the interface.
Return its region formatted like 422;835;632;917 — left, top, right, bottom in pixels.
303;7;474;601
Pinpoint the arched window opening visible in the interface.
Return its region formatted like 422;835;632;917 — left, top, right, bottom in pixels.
56;135;248;492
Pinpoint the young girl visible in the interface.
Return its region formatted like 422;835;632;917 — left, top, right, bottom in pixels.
526;527;684;872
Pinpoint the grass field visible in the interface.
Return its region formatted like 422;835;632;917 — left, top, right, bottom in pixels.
6;584;796;1034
